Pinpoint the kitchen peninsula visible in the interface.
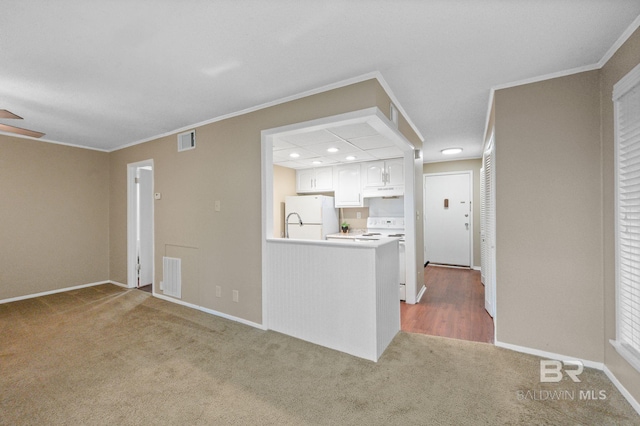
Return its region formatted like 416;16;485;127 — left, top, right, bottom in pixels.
265;237;399;361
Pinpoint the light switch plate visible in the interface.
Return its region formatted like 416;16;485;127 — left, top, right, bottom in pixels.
154;192;161;200
214;200;221;211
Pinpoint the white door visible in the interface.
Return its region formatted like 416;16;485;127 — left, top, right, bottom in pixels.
482;146;496;318
138;168;154;287
424;172;471;266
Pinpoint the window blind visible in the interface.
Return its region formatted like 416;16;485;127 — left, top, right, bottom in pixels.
614;62;640;372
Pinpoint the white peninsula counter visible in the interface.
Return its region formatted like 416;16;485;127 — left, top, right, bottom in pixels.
265;237;400;362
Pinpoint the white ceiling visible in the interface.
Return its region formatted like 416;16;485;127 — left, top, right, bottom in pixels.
1;1;639;161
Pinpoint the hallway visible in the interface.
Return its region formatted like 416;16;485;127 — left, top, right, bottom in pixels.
401;265;494;344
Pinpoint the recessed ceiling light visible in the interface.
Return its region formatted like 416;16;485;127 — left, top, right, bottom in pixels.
289;153;300;158
327;147;339;153
345;155;356;161
441;148;463;155
312;160;322;165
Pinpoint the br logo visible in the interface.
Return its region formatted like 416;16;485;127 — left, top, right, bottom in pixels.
540;360;584;383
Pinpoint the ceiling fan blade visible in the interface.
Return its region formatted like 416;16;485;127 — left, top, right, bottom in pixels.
0;123;45;138
0;109;24;119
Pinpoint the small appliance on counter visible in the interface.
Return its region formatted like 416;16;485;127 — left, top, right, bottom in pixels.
285;195;339;240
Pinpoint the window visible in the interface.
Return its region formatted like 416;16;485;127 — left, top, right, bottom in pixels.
613;62;640;373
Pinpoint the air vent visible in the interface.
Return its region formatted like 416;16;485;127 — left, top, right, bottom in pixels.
177;130;196;152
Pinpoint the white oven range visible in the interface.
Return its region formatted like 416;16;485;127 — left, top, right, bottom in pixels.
365;217;406;301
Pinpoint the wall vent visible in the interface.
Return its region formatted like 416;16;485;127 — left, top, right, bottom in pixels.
162;256;182;298
177;130;196;152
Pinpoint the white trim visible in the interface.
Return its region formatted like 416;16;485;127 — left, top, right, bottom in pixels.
127;159;155;289
492;63;601;92
472;266;481;271
153;292;266;330
109;280;128;288
494;340;603;370
603;364;640;416
111;71;424;153
610;339;640;373
598;14;640;68
613;62;640;100
0;280;110;304
0;130;109;152
423;155;482;165
415;284;427;303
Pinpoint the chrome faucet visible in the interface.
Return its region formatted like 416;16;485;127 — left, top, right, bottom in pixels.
285;212;304;238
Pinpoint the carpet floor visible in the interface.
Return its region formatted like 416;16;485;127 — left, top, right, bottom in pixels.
0;284;637;425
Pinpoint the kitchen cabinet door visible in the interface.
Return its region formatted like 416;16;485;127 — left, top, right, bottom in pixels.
335;164;362;207
314;167;333;191
296;169;315;192
386;159;404;186
296;167;334;193
363;161;385;188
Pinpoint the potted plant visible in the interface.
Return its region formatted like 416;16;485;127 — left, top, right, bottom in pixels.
341;222;349;233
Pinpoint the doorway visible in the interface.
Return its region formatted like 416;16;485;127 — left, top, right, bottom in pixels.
423;171;472;267
127;160;154;290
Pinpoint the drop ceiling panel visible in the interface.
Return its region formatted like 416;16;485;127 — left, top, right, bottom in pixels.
280;129;342;146
272;138;296;150
272;147;318;161
365;146;405;159
349;134;395;150
304;139;360;156
327;122;379;140
326;150;375;163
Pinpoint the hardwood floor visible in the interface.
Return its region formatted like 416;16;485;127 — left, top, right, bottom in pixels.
401;265;494;344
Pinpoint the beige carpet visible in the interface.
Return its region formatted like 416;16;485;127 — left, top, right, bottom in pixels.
1;284;637;425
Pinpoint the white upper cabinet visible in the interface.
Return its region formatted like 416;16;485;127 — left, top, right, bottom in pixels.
385;159;404;186
363;161;386;188
362;158;404;195
335;164;363;207
296;167;333;193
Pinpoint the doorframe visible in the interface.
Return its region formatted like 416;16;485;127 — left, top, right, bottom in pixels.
423;170;473;268
127;159;155;290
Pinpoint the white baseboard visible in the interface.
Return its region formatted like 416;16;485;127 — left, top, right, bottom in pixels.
496;340;640;416
494;340;603;370
415;285;427;303
109;280;128;288
604;365;640;416
152;292;267;331
0;280;110;304
472;266;481;271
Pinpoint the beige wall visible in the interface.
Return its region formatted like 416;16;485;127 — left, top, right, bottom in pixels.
109;78;416;324
423;159;482;268
601;27;640;402
0;136;109;299
494;70;603;362
273;165;296;238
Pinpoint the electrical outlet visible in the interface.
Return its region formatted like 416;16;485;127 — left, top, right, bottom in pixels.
215;286;222;298
356;212;361;219
214;200;221;212
232;290;239;303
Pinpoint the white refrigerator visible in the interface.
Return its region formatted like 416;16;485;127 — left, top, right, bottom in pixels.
285;195;339;240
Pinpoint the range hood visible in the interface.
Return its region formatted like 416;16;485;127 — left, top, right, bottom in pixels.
362;185;404;198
